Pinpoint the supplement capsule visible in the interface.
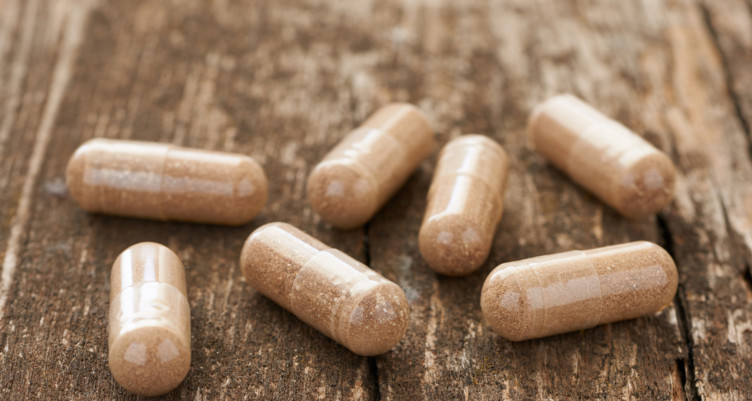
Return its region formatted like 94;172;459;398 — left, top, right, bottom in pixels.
240;222;410;356
527;94;676;219
307;103;435;229
66;138;267;225
419;135;510;276
108;242;191;396
480;241;678;342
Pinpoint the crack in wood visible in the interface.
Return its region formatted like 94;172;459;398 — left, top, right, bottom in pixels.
743;265;752;296
364;222;372;267
675;358;688;400
658;215;700;401
369;356;381;401
673;286;702;401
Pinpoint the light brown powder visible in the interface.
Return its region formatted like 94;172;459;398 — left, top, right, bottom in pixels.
108;242;191;396
480;241;678;341
66;138;268;225
240;222;410;356
418;135;510;276
307;103;435;229
527;94;676;219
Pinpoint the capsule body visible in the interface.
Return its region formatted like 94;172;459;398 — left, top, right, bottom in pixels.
480;241;677;341
527;94;676;218
307;103;435;228
240;222;410;355
419;135;510;276
108;242;191;396
66;139;268;225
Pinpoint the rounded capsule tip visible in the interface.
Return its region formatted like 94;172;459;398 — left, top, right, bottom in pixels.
635;241;679;308
480;265;534;342
307;162;379;229
108;325;191;396
65;140;100;211
418;214;491;276
615;152;676;219
340;282;409;356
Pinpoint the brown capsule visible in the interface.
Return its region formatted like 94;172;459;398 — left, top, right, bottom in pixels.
109;242;191;396
240;222;410;356
66;138;268;225
307;103;435;229
480;241;678;342
418;135;510;276
527;94;676;219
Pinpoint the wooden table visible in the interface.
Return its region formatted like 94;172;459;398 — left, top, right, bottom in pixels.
1;0;750;399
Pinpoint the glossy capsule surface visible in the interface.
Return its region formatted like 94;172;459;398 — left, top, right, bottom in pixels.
240;222;410;356
419;135;510;276
527;94;676;219
307;103;435;229
109;242;191;396
66;138;268;225
480;241;678;341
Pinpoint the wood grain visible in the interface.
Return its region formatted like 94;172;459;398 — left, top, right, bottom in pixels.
0;0;750;399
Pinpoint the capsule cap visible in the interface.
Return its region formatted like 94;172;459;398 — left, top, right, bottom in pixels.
480;264;542;341
339;281;410;356
419;210;494;276
307;161;379;229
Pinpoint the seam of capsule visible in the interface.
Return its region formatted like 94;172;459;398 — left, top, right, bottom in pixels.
578;250;605;329
525;261;547;338
287;245;389;350
525;250;605;336
427;172;505;225
290;248;345;344
156;145;173;221
109;282;190;343
427;159;507;224
438;139;509;194
568;120;648;163
348;129;410;204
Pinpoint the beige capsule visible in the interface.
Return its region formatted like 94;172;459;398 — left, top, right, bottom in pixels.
480;241;678;342
307;103;435;229
419;135;510;276
527;94;676;219
66;138;267;225
240;222;410;356
108;242;191;396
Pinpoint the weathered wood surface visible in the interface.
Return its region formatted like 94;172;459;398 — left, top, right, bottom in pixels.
0;0;750;399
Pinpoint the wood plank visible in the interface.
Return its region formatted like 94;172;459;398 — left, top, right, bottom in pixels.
0;0;376;399
370;0;752;399
369;0;687;399
666;1;752;399
0;0;751;399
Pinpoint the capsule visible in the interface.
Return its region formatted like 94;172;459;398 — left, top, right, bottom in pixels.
480;241;678;341
108;242;191;396
307;103;435;229
527;94;676;219
240;222;410;356
66;138;268;225
418;135;510;276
